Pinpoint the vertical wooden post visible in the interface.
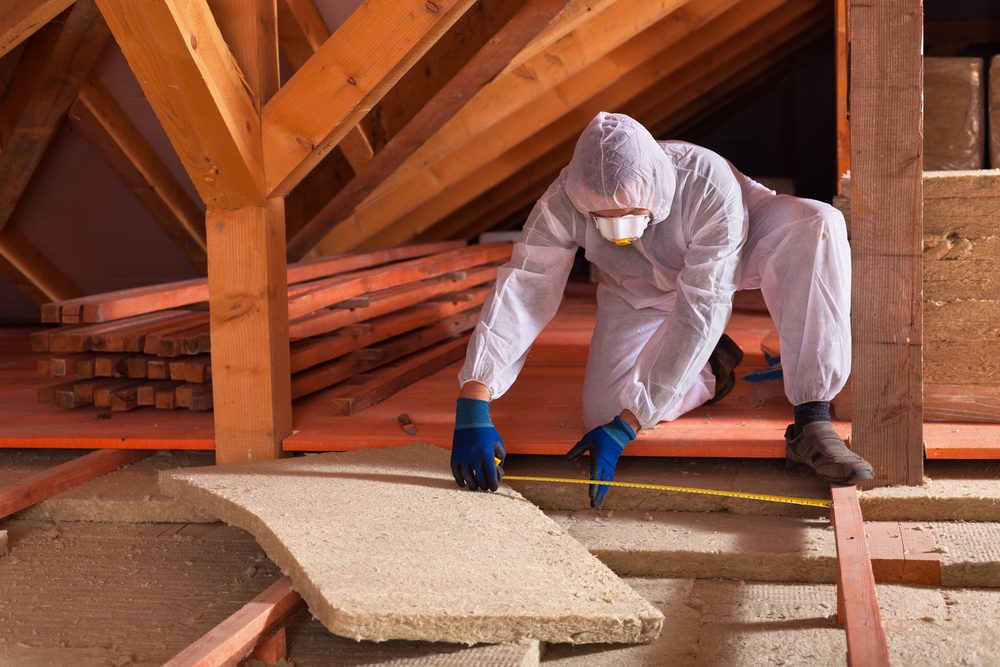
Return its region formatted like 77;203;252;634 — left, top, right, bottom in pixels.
848;0;923;486
835;0;850;193
206;0;291;464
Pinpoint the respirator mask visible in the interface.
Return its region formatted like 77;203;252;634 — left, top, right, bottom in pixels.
591;213;652;246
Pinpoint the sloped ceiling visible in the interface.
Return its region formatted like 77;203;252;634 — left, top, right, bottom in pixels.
0;0;829;323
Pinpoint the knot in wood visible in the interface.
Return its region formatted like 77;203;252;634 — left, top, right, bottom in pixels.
425;1;440;15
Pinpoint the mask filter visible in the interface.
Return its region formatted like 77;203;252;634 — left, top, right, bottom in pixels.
592;214;651;246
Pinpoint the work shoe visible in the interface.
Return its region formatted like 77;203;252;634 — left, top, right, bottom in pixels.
784;422;875;484
706;333;744;404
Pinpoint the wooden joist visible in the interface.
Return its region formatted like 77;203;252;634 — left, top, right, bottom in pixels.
69;79;208;271
284;0;570;259
0;0;75;59
331;335;470;415
40;242;463;323
0;448;152;519
263;0;479;197
96;0;265;208
830;485;891;667
164;576;303;667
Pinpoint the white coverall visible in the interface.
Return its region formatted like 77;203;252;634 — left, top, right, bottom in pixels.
459;112;851;431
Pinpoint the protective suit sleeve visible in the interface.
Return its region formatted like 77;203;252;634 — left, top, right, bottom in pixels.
620;182;746;428
459;180;579;399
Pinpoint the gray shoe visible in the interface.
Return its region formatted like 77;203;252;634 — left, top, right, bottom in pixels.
784;422;874;484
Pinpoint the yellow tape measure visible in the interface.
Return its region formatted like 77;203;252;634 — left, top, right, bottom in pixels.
496;459;832;509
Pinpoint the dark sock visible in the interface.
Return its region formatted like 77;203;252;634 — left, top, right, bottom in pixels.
792;401;831;437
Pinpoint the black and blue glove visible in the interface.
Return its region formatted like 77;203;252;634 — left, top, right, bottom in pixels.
565;416;636;508
451;398;505;492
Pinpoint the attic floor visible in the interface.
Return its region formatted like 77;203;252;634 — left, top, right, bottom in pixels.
2;293;996;458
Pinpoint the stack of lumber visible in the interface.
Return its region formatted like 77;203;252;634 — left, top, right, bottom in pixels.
835;172;1000;423
32;242;510;414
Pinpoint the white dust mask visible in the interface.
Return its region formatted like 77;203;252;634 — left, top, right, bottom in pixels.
592;214;651;246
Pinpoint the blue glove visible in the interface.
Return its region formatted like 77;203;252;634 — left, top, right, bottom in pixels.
565;416;636;508
451;398;505;492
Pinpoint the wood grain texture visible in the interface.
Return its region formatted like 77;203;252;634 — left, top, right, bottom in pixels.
207;0;279;110
0;0;109;231
97;0;265;207
164;576;302;667
0;0;75;59
848;0;924;486
70;80;208;271
831;485;891;667
0;449;152;519
285;0;569;259
835;0;850;190
365;0;813;250
206;201;292;464
262;0;477;197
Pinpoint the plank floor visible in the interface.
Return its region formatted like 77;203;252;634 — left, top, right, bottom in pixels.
2;294;996;458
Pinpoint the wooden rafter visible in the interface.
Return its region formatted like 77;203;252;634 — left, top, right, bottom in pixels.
0;227;81;303
69;80;208;272
440;8;830;243
284;0;570;259
348;0;808;251
276;0;375;172
315;0;750;254
0;0;76;59
351;0;709;224
262;0;478;198
0;0;110;232
97;0;265;208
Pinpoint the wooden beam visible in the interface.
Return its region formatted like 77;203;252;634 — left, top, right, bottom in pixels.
262;0;478;198
0;449;152;519
318;0;761;254
275;0;375;174
357;0;805;250
356;0;710;216
849;0;923;486
835;0;849;192
0;0;110;231
285;0;569;259
0;227;81;302
165;576;303;667
70;80;208;271
97;0;265;208
830;485;891;666
0;0;75;59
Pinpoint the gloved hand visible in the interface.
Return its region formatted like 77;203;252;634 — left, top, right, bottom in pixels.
451;398;505;492
565;416;636;508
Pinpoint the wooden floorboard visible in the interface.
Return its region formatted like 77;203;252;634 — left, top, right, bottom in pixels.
2;295;998;457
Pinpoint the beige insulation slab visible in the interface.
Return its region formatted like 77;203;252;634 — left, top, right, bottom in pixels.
0;530;5;556
159;445;664;645
550;510;1000;588
924;57;985;171
861;461;1000;521
8;450;216;523
0;521;542;666
990;55;1000;168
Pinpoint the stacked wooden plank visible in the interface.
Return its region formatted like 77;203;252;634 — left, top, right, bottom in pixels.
33;242;510;414
835;172;1000;422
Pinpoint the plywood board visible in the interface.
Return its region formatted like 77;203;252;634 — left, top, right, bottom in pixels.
160;445;664;645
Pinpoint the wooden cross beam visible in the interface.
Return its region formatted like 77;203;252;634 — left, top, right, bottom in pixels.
284;0;570;260
262;0;478;198
0;0;76;59
0;227;81;303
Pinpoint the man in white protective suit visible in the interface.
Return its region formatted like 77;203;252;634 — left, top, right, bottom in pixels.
449;112;873;508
